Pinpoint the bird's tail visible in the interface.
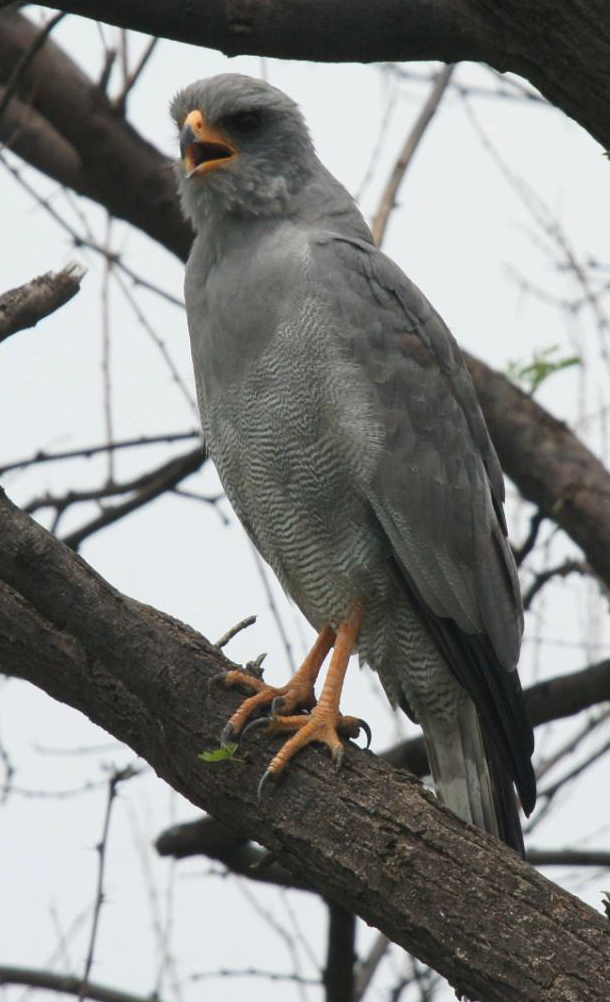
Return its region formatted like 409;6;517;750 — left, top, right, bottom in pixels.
423;696;525;855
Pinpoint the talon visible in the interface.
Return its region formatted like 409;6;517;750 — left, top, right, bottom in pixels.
220;721;238;745
271;695;285;713
241;716;272;740
358;718;372;749
209;671;230;691
258;769;275;800
333;746;344;771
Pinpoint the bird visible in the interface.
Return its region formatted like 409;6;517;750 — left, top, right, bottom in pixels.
171;73;536;855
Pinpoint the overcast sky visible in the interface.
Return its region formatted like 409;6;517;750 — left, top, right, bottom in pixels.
1;11;609;1002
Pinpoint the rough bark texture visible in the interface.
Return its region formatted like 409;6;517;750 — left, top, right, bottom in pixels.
0;263;85;343
34;0;610;149
0;488;609;1002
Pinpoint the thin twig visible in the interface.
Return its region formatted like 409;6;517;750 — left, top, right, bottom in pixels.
522;559;591;610
216;615;257;650
60;447;205;551
0;432;200;476
78;765;140;1002
372;64;455;246
353;933;391;1001
513;510;546;566
113;37;159;113
0;966;169;1002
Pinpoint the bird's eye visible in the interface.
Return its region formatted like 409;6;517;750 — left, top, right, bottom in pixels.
222;110;263;134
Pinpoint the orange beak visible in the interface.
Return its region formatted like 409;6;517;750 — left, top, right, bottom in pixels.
179;110;239;177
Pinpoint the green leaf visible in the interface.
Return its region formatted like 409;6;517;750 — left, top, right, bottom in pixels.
505;344;581;395
199;743;240;763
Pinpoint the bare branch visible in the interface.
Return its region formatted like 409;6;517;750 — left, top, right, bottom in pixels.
0;262;85;344
0;432;200;476
60;446;206;550
372;64;454;246
1;491;608;1002
112;36;159;114
522;559;592;610
0;966;168;1002
385;657;610;777
354;932;391;1002
30;0;610;149
79;767;140;1002
216;615;257;650
527;848;610;868
464;352;610;593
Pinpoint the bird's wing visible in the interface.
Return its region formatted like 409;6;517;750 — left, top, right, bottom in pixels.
310;232;535;813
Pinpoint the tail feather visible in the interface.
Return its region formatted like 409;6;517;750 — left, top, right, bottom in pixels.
423;697;525;855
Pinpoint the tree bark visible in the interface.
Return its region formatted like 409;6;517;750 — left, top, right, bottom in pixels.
0;263;85;343
0;487;609;1002
33;0;610;150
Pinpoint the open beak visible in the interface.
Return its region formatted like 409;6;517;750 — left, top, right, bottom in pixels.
180;110;238;178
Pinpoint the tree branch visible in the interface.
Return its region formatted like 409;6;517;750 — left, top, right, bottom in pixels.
372;64;454;246
0;966;168;1002
33;0;610;149
60;446;206;550
464;353;610;592
0;262;85;344
0;9;191;260
0;489;609;1002
384;657;610;777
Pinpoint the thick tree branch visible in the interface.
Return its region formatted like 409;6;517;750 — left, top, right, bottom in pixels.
34;0;610;149
0;489;609;1002
465;353;610;591
0;9;190;260
0;262;85;343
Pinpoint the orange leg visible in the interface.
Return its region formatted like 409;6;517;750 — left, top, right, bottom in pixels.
254;603;366;796
216;625;336;744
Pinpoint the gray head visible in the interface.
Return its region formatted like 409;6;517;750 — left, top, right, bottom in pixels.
170;74;317;226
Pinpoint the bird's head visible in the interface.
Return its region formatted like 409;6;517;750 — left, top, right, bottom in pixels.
171;74;316;226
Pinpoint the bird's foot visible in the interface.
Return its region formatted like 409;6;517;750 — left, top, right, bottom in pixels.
243;706;371;797
213;668;318;746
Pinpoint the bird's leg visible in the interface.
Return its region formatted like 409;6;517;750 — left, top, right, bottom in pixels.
217;625;336;743
254;603;365;794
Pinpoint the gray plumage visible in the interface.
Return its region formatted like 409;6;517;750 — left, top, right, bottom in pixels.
171;74;536;853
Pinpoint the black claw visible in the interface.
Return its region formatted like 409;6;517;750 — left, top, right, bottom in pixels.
333;746;344;771
241;716;271;740
271;695;285;714
220;721;237;746
209;671;229;692
258;769;275;800
358;718;372;749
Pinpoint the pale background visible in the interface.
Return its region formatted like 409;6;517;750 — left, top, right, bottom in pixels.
1;10;609;1001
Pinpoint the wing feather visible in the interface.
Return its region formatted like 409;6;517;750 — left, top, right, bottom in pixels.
311;232;535;814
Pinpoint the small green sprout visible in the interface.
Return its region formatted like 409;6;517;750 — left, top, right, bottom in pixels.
199;742;240;763
505;344;581;396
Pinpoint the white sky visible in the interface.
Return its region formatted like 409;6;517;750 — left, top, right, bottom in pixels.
1;11;609;1002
